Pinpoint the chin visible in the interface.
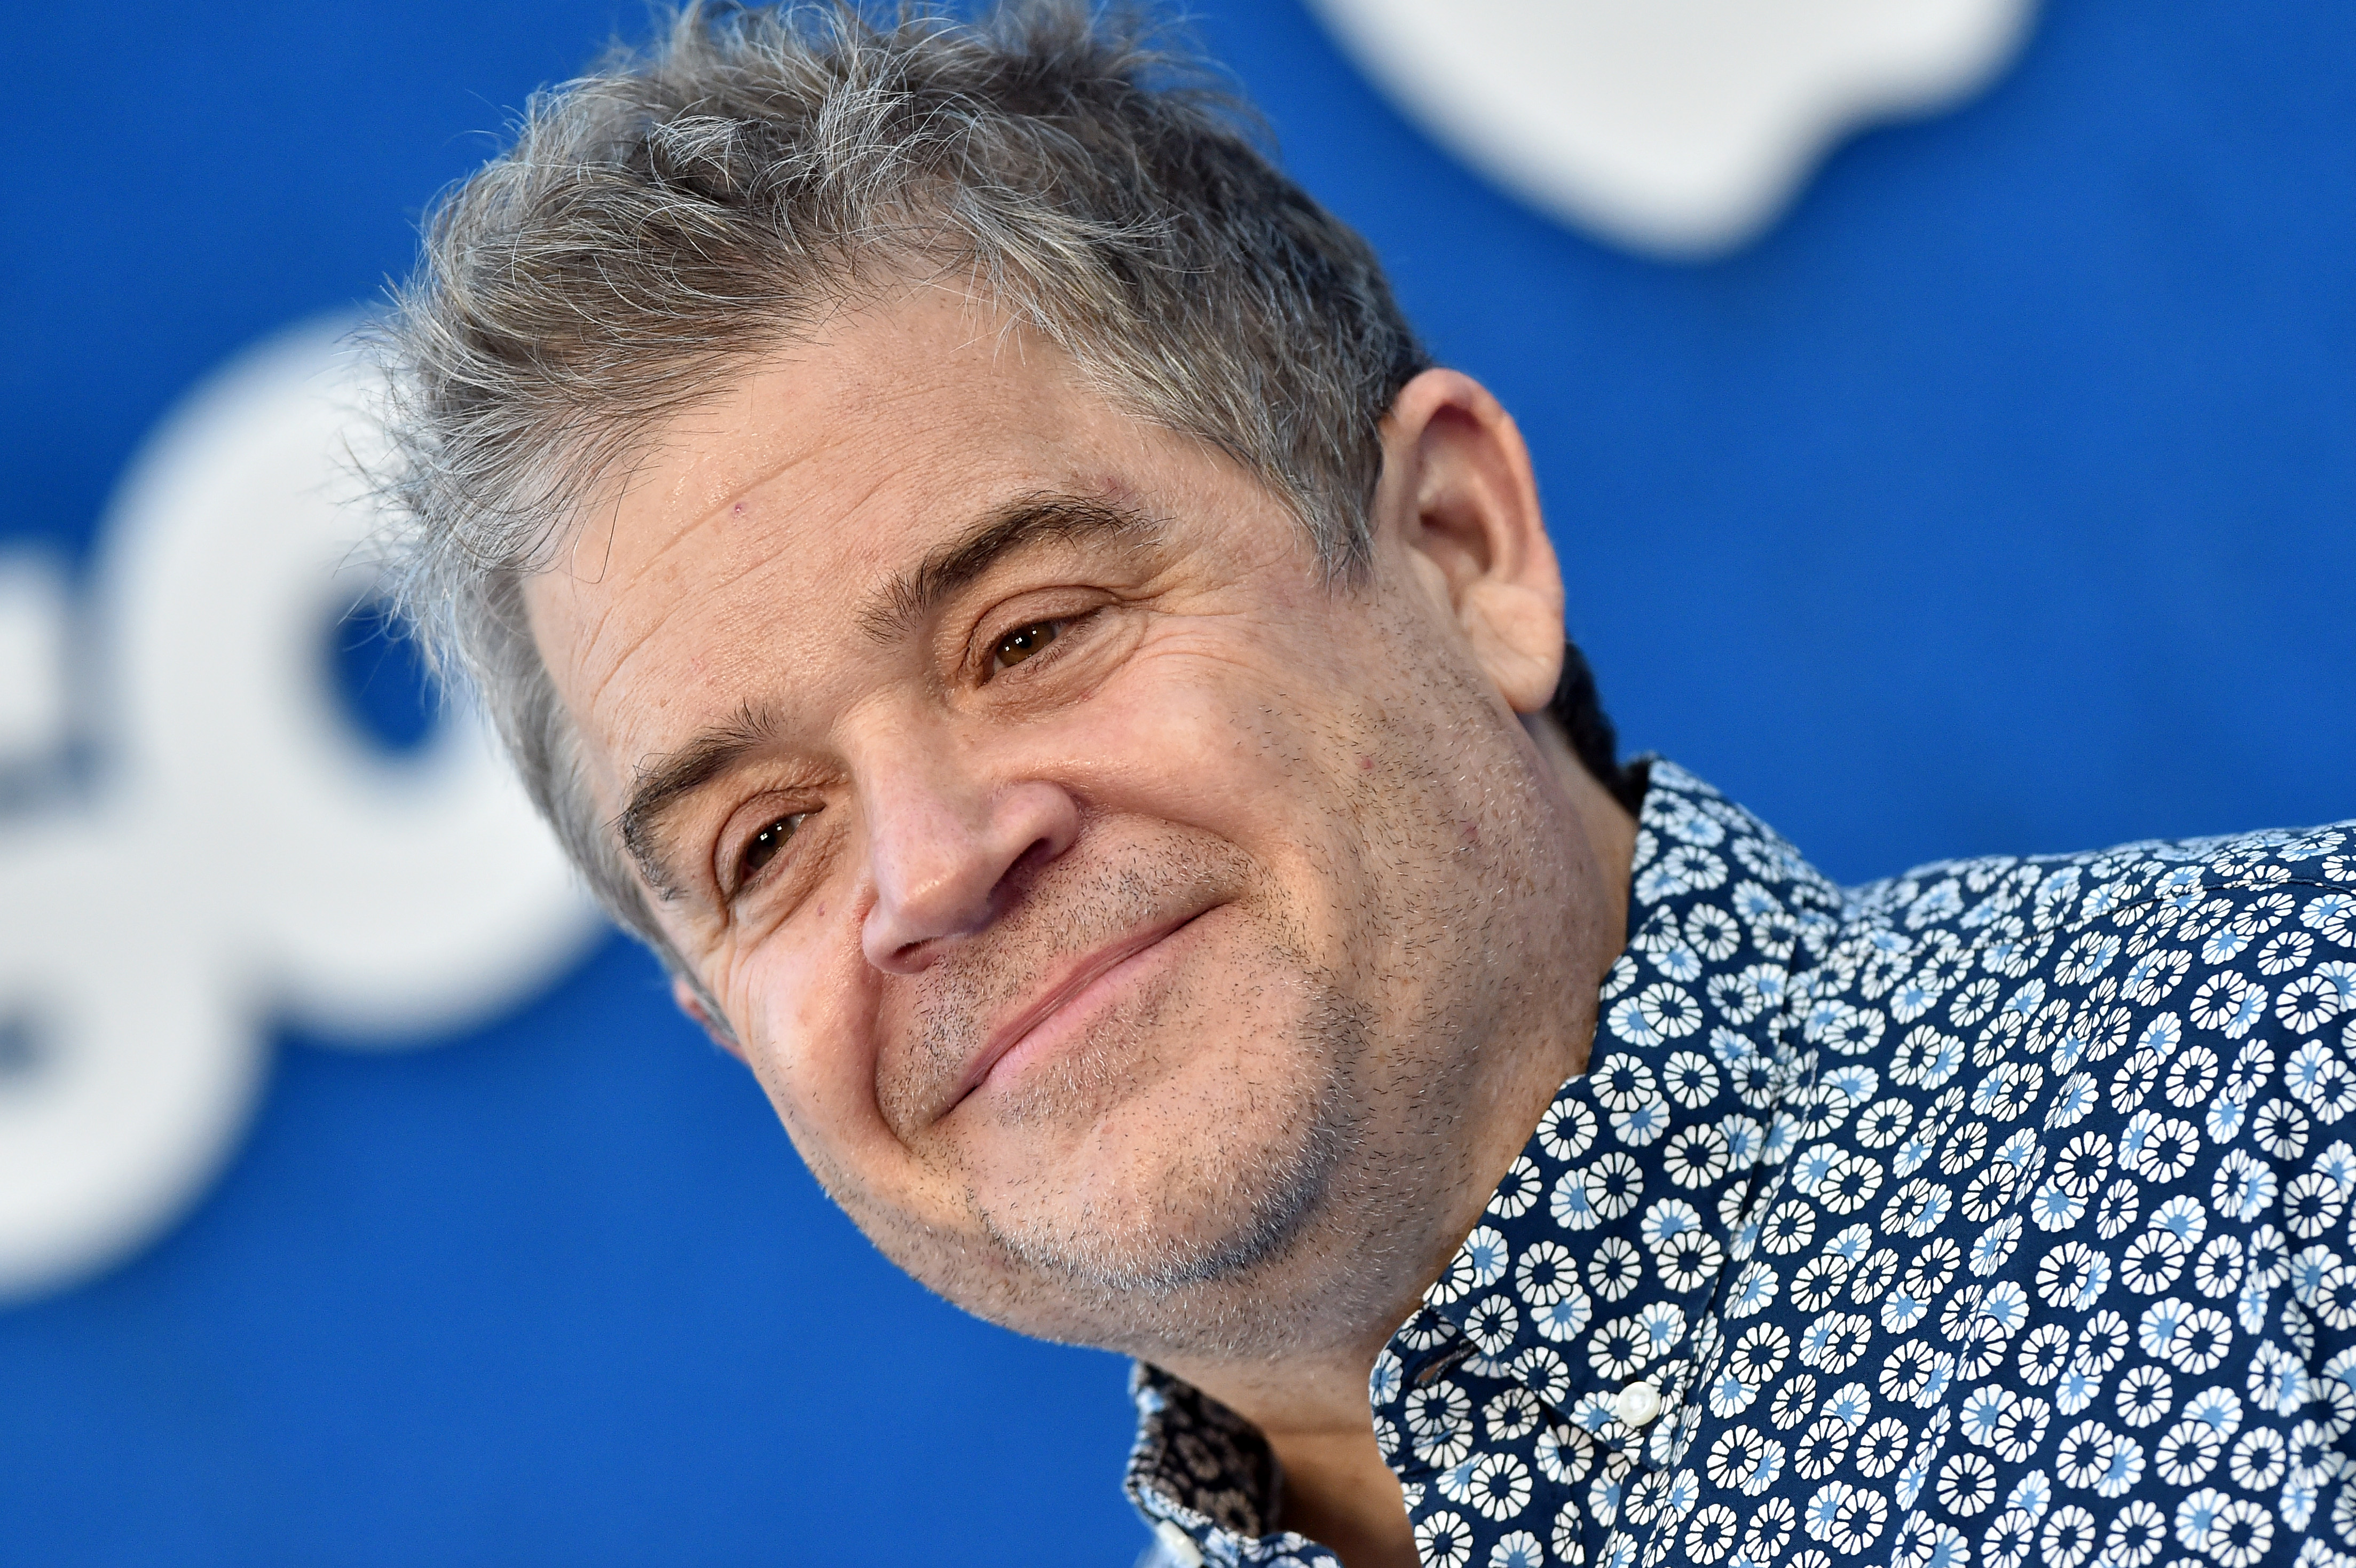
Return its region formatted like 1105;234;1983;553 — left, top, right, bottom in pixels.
957;1020;1398;1353
1008;1106;1341;1283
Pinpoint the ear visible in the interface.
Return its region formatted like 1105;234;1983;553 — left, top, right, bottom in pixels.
1372;368;1565;714
671;974;745;1060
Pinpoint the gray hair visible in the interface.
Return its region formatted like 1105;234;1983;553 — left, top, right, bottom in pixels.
375;2;1625;999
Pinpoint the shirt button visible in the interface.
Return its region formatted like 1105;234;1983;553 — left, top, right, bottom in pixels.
1614;1380;1664;1428
1154;1520;1206;1568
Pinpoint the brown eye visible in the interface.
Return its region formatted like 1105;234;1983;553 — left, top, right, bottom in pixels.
739;811;808;883
992;619;1060;671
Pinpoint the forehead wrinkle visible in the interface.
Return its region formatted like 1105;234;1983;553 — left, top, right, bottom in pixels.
577;606;681;738
568;456;837;677
584;467;916;737
603;413;920;644
605;447;823;597
590;368;891;581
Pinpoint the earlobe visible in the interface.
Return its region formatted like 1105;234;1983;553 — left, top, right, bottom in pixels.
1463;578;1567;715
1376;369;1567;715
671;974;745;1059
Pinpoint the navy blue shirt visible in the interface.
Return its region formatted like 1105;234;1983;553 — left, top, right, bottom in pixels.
1126;763;2356;1568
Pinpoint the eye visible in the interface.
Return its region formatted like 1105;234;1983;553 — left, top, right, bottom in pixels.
991;619;1061;672
738;810;810;885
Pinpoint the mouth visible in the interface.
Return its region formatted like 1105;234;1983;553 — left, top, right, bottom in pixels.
941;907;1211;1119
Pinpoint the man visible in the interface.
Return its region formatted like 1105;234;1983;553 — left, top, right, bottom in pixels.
377;5;2356;1566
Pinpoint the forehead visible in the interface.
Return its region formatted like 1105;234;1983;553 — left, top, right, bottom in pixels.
520;288;1231;790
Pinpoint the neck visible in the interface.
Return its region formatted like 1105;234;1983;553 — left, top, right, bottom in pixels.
1166;729;1637;1568
1181;1346;1422;1568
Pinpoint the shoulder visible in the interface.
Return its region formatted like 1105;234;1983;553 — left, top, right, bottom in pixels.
1729;816;2356;1557
1794;818;2355;1096
1837;818;2356;972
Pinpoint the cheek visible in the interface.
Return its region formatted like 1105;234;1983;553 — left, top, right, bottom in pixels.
722;912;891;1161
1060;639;1397;943
1080;631;1350;808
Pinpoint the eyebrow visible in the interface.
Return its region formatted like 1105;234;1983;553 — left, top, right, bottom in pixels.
615;491;1159;899
858;490;1161;643
617;700;784;900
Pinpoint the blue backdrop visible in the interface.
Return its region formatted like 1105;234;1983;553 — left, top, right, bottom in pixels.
3;3;2351;1564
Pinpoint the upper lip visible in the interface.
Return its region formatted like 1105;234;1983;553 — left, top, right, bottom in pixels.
942;908;1204;1117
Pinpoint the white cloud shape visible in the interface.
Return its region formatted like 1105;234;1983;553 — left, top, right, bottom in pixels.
0;323;601;1301
1305;0;2038;256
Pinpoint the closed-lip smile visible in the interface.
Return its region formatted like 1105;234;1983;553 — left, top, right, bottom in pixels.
942;908;1208;1117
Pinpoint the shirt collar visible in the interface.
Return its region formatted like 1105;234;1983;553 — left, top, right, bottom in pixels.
1125;761;1846;1562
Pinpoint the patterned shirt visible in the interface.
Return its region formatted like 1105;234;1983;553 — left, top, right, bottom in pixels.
1126;762;2356;1568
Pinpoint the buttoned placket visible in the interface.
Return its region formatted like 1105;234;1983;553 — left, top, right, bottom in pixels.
1127;766;1850;1568
1362;766;1844;1568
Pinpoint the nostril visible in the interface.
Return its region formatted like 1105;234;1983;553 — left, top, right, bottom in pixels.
1008;833;1061;883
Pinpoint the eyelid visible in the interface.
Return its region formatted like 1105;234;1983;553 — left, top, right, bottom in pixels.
718;800;820;904
988;617;1064;676
975;600;1102;682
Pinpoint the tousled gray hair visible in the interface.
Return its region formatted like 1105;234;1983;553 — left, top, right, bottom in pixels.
374;0;1431;988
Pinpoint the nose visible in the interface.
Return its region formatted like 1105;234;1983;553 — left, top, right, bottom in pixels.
857;739;1079;974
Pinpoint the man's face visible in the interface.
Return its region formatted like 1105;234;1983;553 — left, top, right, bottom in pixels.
524;289;1599;1354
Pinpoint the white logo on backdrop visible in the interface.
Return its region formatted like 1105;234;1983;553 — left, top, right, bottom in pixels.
1305;0;2038;256
0;323;601;1302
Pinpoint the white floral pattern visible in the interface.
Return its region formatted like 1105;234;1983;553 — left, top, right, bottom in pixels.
1128;763;2356;1568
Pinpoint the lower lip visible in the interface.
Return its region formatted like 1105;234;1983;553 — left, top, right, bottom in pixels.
965;913;1207;1104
